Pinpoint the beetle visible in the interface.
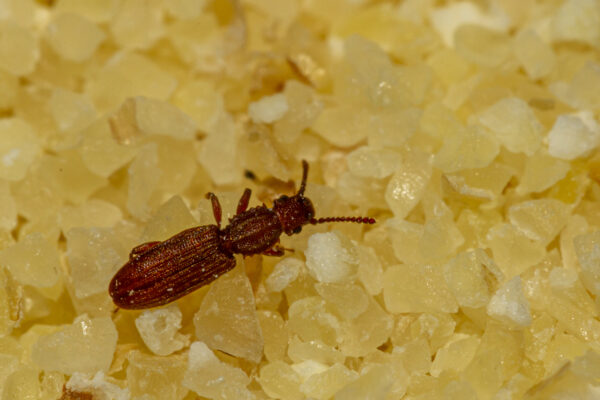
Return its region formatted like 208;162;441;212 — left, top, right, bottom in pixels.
109;160;375;309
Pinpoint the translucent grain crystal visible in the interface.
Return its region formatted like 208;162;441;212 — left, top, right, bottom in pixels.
487;276;532;328
55;0;120;22
487;224;546;279
128;143;161;221
547;112;600;160
454;25;511;67
274;81;323;144
287;336;345;365
419;212;464;261
430;334;480;377
429;2;510;47
386;219;424;264
463;325;522;400
249;93;289;124
0;233;60;288
516;152;570;195
356;245;383;295
265;257;302;292
110;0;163;49
32;315;118;374
551;0;600;48
288;297;340;347
514;30;555;80
385;151;432;218
197;113;241;186
49;89;96;141
313;105;369;148
435;125;499;173
508;199;571;246
346;146;400;179
315;282;368;320
258;310;288;362
383;264;458;313
0;118;40;181
140;195;197;243
0;181;16;231
194;265;263;363
335;35;406;108
135;305;190;356
133;96;197;140
80;118;138;177
445;162;514;201
443;251;491;308
553;62;600;110
86;52;176;112
573;231;600;297
334;364;394;400
0;70;17;111
66;226;130;298
41;151;108;205
524;313;556;362
478;97;543;156
165;0;206;19
58;199;122;233
367;107;422;148
338;297;393;357
183;341;253;400
172;80;223;133
46;13;105;62
258;361;303;400
2;366;40;400
305;232;358;283
0;20;38;75
127;350;188;400
300;363;357;400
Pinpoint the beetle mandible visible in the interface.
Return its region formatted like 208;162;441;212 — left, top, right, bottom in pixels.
109;160;376;309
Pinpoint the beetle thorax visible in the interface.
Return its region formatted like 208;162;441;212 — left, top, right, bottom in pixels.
220;206;282;256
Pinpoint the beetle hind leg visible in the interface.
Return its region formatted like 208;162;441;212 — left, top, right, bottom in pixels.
129;241;161;259
262;244;294;257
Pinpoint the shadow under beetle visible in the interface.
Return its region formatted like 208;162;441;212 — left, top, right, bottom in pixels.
109;160;375;309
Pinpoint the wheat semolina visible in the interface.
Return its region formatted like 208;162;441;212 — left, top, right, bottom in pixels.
0;1;599;399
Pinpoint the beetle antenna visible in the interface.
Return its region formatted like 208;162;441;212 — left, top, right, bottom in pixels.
310;217;376;225
298;160;309;196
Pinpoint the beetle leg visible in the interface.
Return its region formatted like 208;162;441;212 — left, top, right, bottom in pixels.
129;241;161;259
236;188;252;215
262;244;294;257
262;246;285;257
206;192;222;228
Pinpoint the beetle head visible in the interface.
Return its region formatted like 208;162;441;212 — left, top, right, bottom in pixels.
274;160;376;235
273;160;315;235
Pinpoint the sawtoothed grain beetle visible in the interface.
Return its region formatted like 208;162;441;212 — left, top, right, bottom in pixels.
109;160;375;309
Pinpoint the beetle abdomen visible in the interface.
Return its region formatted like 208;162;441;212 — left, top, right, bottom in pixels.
109;225;235;309
221;206;282;256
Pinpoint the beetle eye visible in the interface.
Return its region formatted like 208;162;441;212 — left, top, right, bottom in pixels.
279;195;289;201
293;226;302;234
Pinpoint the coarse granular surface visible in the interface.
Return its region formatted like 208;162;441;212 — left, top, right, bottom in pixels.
0;0;600;399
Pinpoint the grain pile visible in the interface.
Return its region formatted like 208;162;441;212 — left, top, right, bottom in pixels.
0;0;599;399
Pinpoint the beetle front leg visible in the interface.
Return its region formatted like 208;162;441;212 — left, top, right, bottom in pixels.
205;192;222;228
236;188;252;215
129;241;161;259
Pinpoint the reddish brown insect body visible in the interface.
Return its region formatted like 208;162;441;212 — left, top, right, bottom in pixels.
109;161;375;310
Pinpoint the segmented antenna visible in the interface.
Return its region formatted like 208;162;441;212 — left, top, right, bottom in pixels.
298;160;309;196
310;217;376;225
